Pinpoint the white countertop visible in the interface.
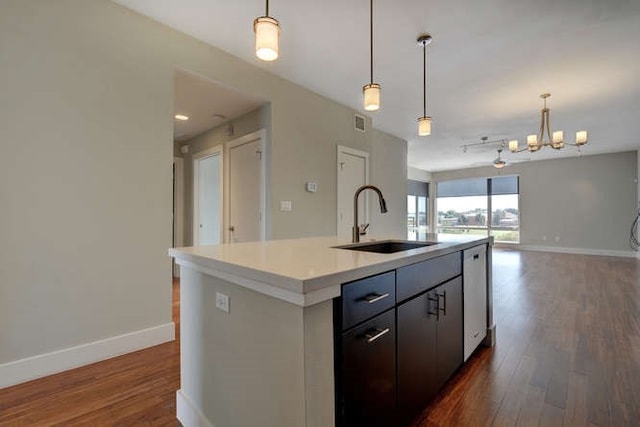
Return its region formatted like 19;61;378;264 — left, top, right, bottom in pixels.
170;234;490;307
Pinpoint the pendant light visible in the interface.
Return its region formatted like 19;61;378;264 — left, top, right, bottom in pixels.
417;34;432;136
254;0;280;61
363;0;380;111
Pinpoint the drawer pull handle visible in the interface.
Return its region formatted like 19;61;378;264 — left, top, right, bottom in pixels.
363;293;390;304
438;291;447;316
365;328;390;343
473;254;479;260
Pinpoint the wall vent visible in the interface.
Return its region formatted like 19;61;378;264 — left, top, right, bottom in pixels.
354;114;366;132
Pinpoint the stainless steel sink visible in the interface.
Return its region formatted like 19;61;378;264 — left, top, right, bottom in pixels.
334;240;437;254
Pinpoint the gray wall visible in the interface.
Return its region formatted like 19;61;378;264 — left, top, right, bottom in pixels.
431;151;638;252
0;0;407;368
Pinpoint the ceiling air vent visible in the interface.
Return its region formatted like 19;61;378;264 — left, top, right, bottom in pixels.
354;114;366;132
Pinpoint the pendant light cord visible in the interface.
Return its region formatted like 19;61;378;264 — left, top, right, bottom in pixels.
266;0;269;16
370;0;374;84
423;42;426;117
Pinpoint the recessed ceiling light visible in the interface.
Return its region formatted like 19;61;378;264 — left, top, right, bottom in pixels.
175;114;189;121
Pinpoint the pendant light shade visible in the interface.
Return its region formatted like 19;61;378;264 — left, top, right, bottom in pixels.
254;0;279;61
363;0;381;111
418;116;431;136
417;34;432;136
363;83;381;111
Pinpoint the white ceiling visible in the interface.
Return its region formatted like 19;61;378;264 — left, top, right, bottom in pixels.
116;0;640;172
173;70;265;142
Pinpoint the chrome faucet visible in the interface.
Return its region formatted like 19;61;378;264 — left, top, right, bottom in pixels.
352;185;388;243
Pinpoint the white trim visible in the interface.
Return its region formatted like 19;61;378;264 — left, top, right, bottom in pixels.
173;157;185;277
517;244;636;258
177;389;215;427
0;323;175;388
175;259;341;307
225;129;267;243
337;145;370;236
192;146;224;246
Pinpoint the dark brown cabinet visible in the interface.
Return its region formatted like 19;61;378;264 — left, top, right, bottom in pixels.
340;309;396;427
397;276;463;422
335;248;478;427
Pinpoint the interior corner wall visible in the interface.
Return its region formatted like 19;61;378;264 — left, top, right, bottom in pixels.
370;130;408;238
408;166;432;182
0;0;408;376
431;151;638;253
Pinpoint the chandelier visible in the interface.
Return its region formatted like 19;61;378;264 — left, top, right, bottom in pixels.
508;93;587;153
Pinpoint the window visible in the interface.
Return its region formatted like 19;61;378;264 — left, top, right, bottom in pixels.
407;180;429;240
436;176;519;243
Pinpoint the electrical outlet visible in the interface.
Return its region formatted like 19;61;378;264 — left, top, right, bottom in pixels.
555;236;560;242
216;292;230;313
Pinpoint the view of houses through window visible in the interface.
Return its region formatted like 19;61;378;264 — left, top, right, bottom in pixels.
436;176;519;243
407;180;429;240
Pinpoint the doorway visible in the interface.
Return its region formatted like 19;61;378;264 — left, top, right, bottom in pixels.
192;146;223;246
226;130;266;243
337;145;369;238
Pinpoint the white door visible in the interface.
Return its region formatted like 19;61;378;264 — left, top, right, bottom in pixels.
227;131;265;243
193;148;222;245
337;146;369;238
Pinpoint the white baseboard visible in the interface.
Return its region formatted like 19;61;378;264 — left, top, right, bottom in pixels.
177;389;215;427
517;244;636;258
0;322;175;389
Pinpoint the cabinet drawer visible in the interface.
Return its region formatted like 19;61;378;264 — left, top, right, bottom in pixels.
396;252;461;302
342;271;395;331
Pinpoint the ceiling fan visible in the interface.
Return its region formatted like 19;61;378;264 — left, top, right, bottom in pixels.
493;149;507;169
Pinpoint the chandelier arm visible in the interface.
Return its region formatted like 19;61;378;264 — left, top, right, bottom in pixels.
545;109;552;146
538;108;546;146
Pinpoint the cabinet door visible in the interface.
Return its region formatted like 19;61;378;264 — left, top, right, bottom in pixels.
397;290;438;423
435;276;463;385
463;245;487;360
341;309;396;427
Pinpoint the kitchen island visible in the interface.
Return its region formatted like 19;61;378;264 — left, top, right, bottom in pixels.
169;234;493;427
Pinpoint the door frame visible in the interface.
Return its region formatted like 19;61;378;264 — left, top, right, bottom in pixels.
336;145;370;236
173;157;184;277
225;129;267;243
192;145;224;246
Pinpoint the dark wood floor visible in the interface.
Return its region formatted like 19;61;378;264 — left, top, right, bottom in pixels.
415;250;640;427
1;250;639;426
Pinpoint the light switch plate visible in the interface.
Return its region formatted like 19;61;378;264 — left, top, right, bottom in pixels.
305;182;318;193
280;200;292;211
